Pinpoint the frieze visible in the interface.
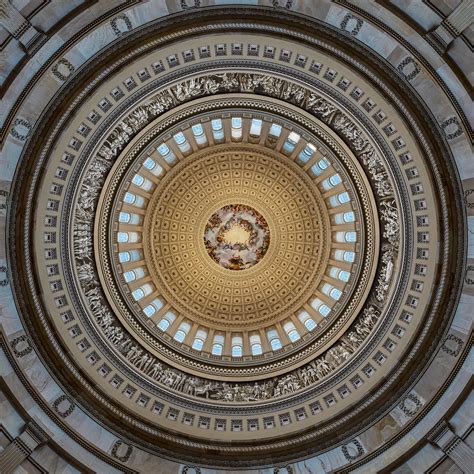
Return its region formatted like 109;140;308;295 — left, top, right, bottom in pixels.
181;0;201;9
70;72;400;402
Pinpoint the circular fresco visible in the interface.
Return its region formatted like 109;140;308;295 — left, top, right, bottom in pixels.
204;204;270;270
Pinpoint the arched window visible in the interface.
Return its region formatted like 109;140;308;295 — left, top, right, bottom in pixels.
311;298;331;317
338;192;350;204
119;250;142;263
158;143;176;163
123;270;135;282
211;118;224;141
132;174;144;187
298;311;317;331
132;288;145;301
143;157;163;176
192;123;207;145
192;328;208;351
124;192;136;204
119;212;141;225
174;321;191;343
338;270;351;282
330;287;342;300
345;231;357;243
132;174;153;192
249;118;262;137
335;231;357;243
117;232;129;243
283;131;300;153
268;123;282;139
118;252;131;263
267;328;282;351
143;298;163;317
119;212;131;223
124;192;145;208
329;174;342;187
343;251;355;262
250;334;263;355
310;157;330;176
192;338;204;351
117;231;140;243
343;211;355;222
298;143;316;163
231;117;243;140
322;174;342;191
231;335;243;357
319;304;331;317
211;334;225;355
283;321;300;342
157;311;176;332
132;283;152;301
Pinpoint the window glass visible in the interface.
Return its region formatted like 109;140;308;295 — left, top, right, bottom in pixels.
250;119;262;137
345;231;357;242
132;174;144;187
251;343;263;355
119;252;130;263
174;330;186;343
124;192;136;204
117;232;128;243
119;212;130;223
143;157;156;170
192;338;204;350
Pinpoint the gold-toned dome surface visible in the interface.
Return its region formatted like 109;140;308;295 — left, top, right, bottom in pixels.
144;148;329;329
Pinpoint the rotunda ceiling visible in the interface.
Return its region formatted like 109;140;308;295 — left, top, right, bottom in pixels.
0;2;471;473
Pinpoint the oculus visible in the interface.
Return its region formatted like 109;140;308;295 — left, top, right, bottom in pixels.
204;204;270;270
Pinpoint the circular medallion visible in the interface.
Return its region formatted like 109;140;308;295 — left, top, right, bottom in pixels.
204;204;270;270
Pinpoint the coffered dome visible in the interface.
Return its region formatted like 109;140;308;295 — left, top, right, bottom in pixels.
0;1;472;473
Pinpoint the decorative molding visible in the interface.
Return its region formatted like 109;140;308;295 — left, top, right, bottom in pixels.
340;13;363;36
441;334;463;357
51;394;76;418
398;393;422;417
10;335;32;358
110;440;133;463
52;58;76;82
110;14;132;37
342;438;365;461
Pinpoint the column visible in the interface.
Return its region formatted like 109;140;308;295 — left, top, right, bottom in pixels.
427;1;474;53
0;1;45;53
0;421;48;473
428;420;474;473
